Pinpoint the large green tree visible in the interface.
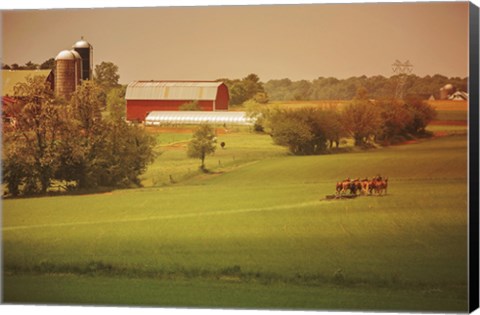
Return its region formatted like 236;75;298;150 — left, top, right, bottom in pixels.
106;85;127;121
267;108;330;155
218;73;268;106
67;81;155;189
94;61;121;92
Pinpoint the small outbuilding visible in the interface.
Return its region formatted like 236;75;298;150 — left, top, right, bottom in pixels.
448;91;468;101
125;81;230;122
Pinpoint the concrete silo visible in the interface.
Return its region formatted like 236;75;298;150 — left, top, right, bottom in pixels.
55;50;77;100
70;50;83;86
73;37;93;81
439;83;455;100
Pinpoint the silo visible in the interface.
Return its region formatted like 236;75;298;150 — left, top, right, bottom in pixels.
73;37;93;81
440;84;455;100
55;50;77;100
70;50;83;86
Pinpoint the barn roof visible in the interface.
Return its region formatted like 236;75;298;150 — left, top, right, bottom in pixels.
448;91;468;100
125;81;224;101
2;70;52;96
145;111;254;126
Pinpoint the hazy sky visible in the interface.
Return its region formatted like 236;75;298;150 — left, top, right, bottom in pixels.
2;1;470;84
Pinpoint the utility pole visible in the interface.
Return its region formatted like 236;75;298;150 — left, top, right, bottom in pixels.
392;60;413;100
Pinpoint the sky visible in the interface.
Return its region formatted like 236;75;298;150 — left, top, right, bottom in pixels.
1;1;471;85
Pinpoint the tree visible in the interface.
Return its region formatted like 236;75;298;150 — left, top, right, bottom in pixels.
244;99;267;132
40;58;55;70
242;73;264;100
403;96;437;135
24;61;39;70
2;139;28;196
228;81;248;105
377;98;413;143
268;108;329;155
323;109;346;148
2;78;155;196
179;100;201;111
64;81;155;189
342;88;383;147
187;124;217;171
106;86;127;121
70;81;103;138
218;74;268;106
3;75;65;194
94;61;120;92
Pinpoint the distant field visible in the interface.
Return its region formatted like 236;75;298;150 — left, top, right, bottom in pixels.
2;133;468;311
427;99;467;111
269;100;350;110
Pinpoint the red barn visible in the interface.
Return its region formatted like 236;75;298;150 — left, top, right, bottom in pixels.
125;81;229;122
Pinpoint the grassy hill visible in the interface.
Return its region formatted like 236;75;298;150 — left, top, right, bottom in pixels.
2;133;468;311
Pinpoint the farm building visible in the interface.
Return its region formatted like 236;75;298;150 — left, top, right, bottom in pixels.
2;38;93;101
448;91;468;101
2;69;54;96
2;70;54;125
125;81;230;122
144;111;254;126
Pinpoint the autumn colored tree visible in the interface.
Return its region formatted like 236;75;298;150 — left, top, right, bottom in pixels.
2;78;155;196
3;75;65;194
342;88;383;147
403;96;437;135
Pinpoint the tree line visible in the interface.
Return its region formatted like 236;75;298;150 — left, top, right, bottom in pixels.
2;72;155;197
249;88;436;155
217;73;467;104
2;58;55;70
263;74;467;101
5;59;467;103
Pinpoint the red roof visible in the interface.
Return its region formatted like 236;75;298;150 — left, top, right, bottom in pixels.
1;96;16;106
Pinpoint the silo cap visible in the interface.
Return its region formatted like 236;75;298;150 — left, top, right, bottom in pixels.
55;50;76;60
70;50;82;59
73;37;91;48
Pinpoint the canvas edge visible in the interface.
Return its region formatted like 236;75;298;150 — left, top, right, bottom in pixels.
469;1;480;313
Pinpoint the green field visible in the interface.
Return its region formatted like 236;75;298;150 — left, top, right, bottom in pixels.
2;127;469;311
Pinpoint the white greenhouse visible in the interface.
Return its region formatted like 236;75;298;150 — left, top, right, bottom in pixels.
144;111;255;126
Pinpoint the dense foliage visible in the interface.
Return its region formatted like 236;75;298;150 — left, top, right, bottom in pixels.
264;75;467;101
217;73;268;105
217;73;466;106
2;76;155;196
179;101;202;111
262;88;437;154
266;108;331;155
